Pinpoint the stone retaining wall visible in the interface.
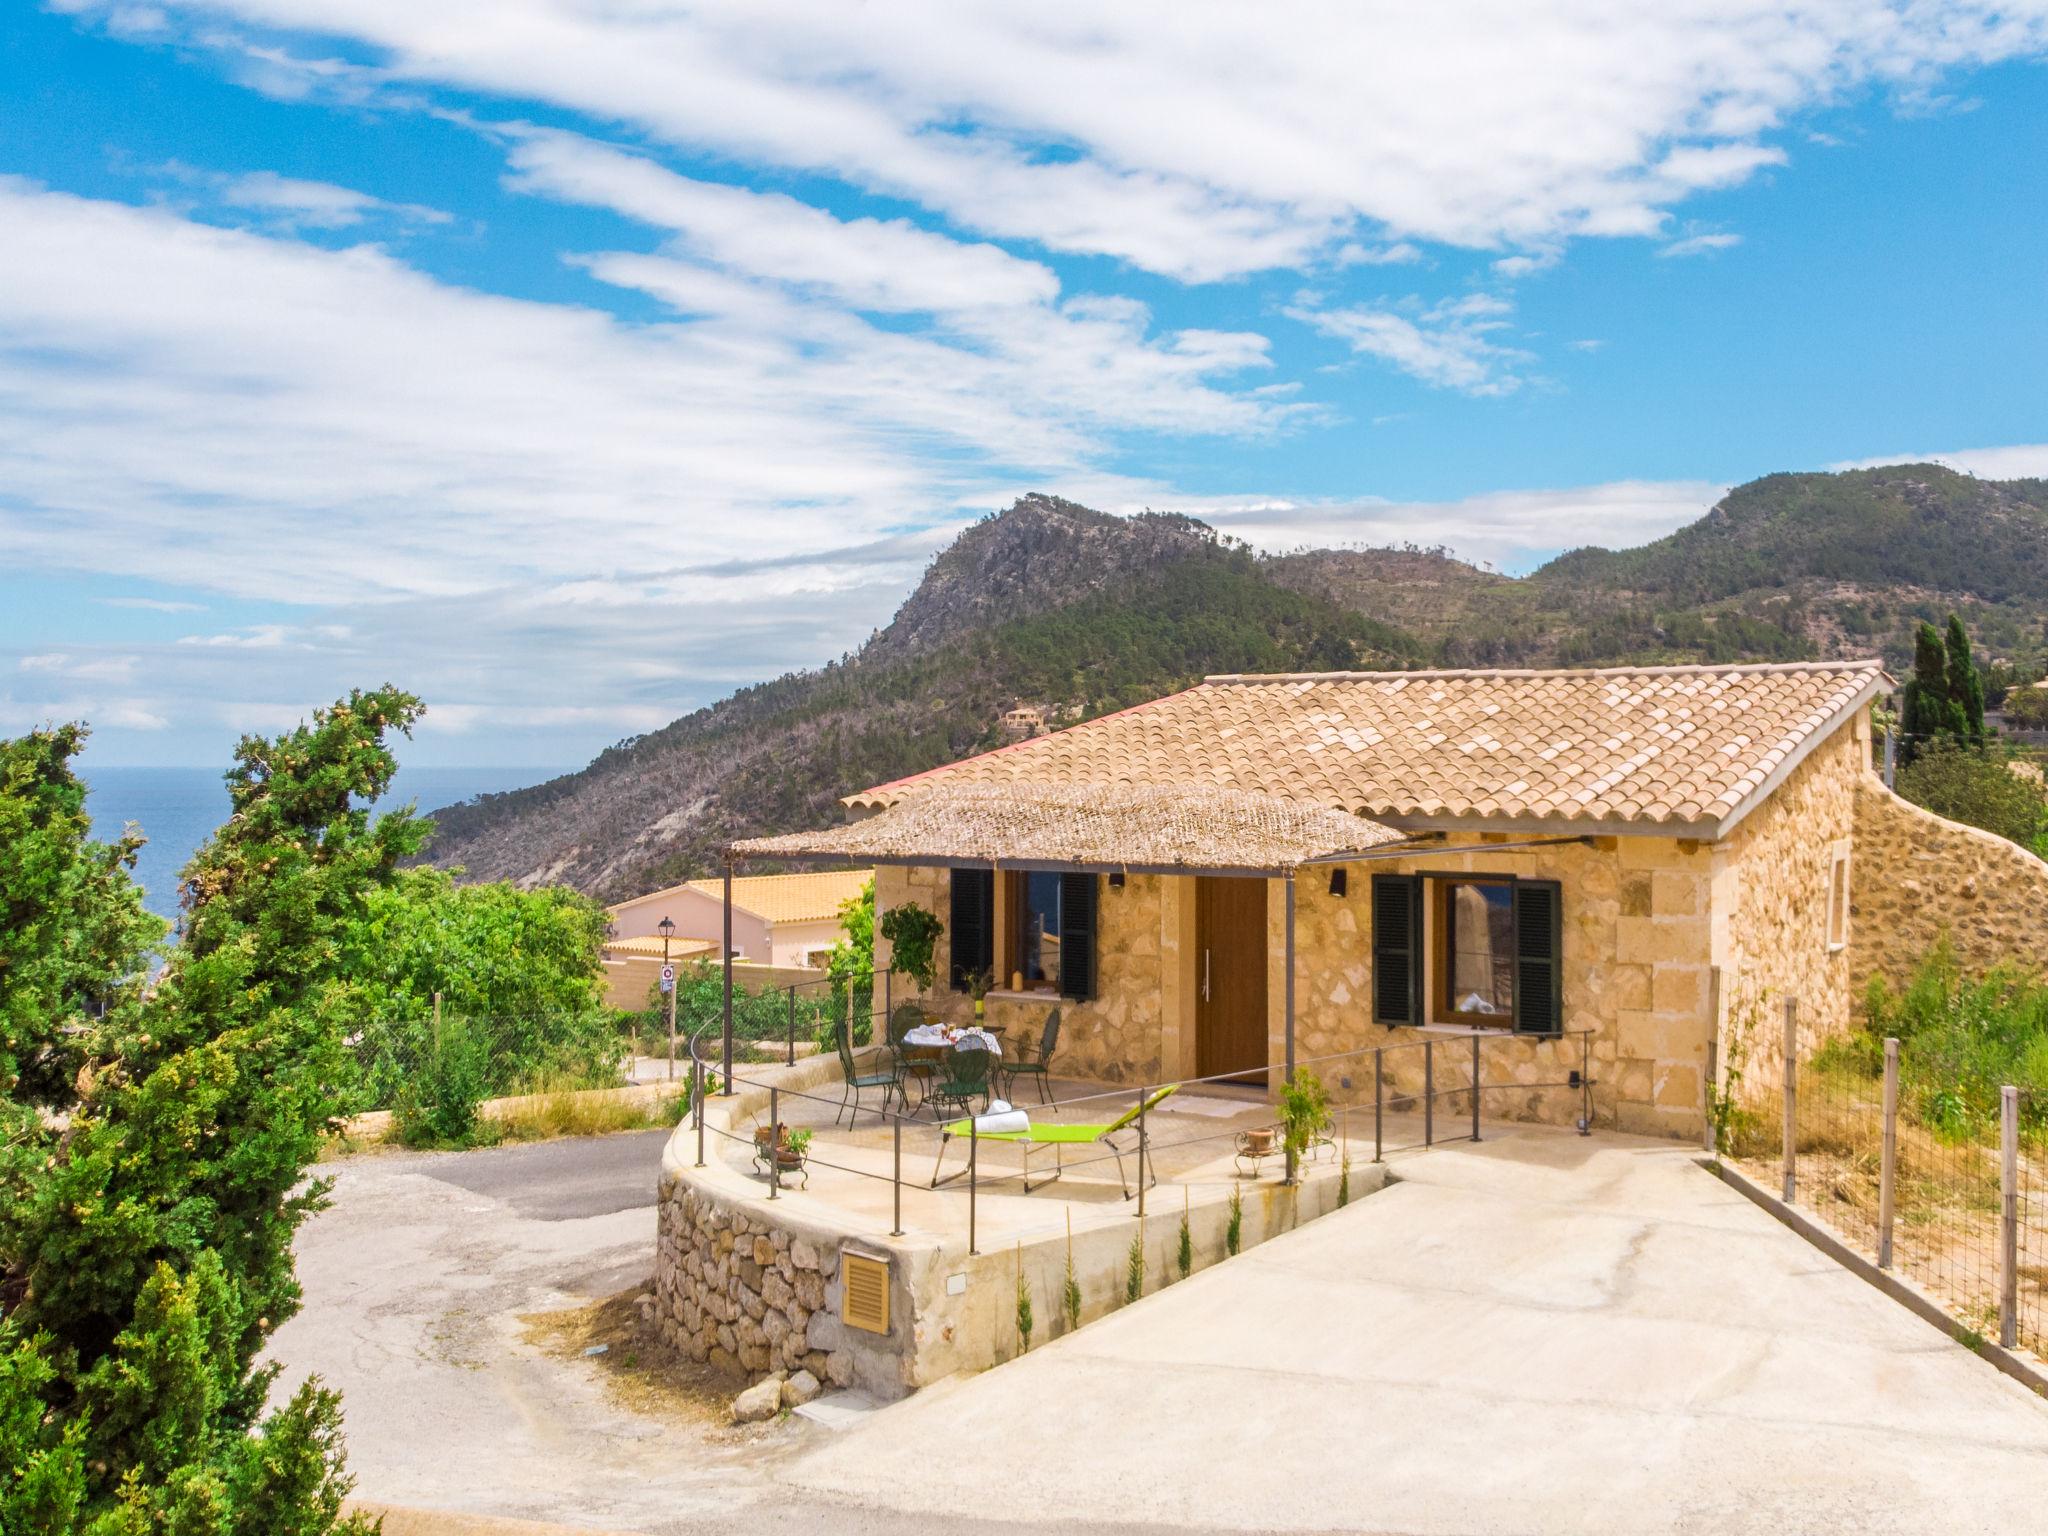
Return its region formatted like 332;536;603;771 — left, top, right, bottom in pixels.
653;1184;846;1387
1850;774;2048;996
651;1050;1379;1402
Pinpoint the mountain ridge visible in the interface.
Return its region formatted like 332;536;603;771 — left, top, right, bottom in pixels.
422;463;2048;898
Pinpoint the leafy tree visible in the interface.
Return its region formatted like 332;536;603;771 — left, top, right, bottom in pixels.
822;878;875;993
337;868;619;1114
2;688;423;1533
1896;736;2048;856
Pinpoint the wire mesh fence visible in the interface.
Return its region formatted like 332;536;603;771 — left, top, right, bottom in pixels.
1727;1023;2045;1358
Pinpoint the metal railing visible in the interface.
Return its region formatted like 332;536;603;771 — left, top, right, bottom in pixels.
686;1017;1597;1257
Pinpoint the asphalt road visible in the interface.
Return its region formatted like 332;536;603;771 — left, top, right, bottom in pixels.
411;1130;671;1222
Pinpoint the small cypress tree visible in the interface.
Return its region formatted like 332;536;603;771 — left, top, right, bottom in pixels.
1945;613;1986;743
1900;621;1961;765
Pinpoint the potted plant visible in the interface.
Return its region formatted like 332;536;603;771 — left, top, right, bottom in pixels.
753;1121;789;1152
966;966;994;1021
1240;1125;1277;1156
1279;1068;1332;1171
778;1128;812;1171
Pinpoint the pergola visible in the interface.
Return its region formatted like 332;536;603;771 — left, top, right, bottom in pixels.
710;782;1440;1095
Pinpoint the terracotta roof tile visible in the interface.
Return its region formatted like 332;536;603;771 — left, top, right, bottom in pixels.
851;661;1887;835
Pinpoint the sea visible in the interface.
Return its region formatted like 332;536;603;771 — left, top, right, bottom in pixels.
82;765;563;923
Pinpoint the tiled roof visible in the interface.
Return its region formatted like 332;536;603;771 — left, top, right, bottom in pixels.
734;784;1405;872
850;662;1887;836
603;934;718;961
681;868;873;924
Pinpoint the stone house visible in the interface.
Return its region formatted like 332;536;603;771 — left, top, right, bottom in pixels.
733;661;2048;1140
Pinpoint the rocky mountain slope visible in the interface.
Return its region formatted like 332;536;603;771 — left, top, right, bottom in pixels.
422;466;2048;899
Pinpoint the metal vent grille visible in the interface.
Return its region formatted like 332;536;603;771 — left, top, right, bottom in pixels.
841;1251;890;1334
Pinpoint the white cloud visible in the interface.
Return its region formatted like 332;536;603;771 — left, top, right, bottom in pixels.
1828;444;2048;478
1287;292;1531;396
0;178;1290;611
98;596;208;613
72;1;2048;278
1658;231;1743;258
503;129;1056;313
216;169;449;229
153;161;449;230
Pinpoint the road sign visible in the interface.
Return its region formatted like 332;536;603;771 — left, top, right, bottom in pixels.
660;963;676;992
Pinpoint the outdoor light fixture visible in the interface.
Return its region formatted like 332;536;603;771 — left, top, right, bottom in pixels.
656;915;676;939
1327;869;1348;897
1108;871;1126;888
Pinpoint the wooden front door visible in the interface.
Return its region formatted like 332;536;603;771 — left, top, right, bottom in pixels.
1196;876;1268;1083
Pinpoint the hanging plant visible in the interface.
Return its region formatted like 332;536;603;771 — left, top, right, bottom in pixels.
878;902;944;990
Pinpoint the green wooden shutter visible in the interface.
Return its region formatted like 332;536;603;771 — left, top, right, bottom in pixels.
949;869;993;991
1371;874;1422;1026
1511;879;1563;1036
1057;872;1098;1000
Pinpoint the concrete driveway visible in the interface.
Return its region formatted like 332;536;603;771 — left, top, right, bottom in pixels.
784;1127;2048;1535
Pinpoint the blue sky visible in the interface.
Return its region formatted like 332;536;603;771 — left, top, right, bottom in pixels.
3;2;2047;768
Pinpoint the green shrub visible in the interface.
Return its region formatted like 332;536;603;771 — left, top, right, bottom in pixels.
1896;737;2048;855
392;1018;498;1147
1860;940;2048;1143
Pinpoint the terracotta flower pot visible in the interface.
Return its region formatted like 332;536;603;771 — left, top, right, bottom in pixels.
1242;1127;1276;1156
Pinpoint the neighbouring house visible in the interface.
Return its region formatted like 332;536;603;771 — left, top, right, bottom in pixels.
998;703;1049;742
606;868;871;969
732;661;2048;1139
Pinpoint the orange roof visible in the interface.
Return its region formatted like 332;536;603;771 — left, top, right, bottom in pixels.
681;868;872;924
603;934;718;961
850;662;1887;837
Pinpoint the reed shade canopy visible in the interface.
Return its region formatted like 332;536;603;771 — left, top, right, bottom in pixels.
727;782;1408;875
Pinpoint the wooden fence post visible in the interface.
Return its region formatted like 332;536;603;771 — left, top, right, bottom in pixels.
1781;996;1798;1204
1703;965;1722;1155
2000;1085;2020;1350
1878;1037;1899;1269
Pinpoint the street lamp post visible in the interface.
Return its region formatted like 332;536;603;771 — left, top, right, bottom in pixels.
658;915;677;1083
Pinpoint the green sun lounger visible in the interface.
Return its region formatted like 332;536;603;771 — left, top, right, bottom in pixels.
930;1084;1179;1199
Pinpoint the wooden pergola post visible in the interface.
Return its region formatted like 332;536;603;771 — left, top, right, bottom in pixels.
1283;869;1298;1185
721;859;735;1095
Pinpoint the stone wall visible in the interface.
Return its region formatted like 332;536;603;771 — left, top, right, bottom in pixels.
1708;720;1862;1106
654;1183;848;1385
1849;773;2048;996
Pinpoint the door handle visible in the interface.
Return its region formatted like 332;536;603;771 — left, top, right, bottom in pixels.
1202;948;1211;1003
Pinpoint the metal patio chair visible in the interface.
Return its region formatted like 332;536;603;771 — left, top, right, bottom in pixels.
834;1021;898;1127
1001;1007;1061;1105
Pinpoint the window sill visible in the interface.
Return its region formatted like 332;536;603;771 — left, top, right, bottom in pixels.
985;987;1061;1003
1416;1020;1514;1036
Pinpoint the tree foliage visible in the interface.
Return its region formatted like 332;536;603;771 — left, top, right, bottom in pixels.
1899;614;1987;764
1895;737;2048;856
338;868;619;1120
2;688;425;1534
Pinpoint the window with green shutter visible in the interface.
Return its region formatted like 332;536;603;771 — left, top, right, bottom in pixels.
1371;874;1422;1025
948;868;994;991
1510;879;1563;1036
1057;872;1098;1000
